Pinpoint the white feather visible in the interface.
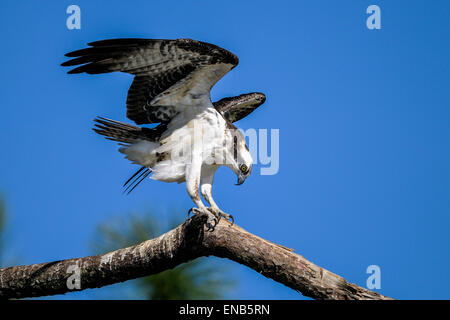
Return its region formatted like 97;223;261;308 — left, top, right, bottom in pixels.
119;140;159;166
119;104;231;183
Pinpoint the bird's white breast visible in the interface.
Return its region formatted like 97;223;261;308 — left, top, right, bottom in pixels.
149;106;227;183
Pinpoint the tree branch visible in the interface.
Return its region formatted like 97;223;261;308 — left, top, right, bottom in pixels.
0;214;392;300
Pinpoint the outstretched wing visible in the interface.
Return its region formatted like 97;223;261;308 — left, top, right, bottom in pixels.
214;92;266;123
62;38;239;125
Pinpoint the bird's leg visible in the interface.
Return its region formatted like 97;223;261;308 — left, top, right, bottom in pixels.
185;163;218;231
200;167;234;225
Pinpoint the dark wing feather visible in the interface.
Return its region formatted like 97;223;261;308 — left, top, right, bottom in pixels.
123;166;152;194
214;92;266;123
62;38;239;125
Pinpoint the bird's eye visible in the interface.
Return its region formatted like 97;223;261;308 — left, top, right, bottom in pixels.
240;164;248;173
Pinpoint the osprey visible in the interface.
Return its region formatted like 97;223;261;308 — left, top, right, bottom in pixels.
62;38;266;229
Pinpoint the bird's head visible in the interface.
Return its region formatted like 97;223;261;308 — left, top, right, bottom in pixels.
226;129;253;185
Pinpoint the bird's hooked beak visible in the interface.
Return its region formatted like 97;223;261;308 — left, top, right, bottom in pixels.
235;174;246;186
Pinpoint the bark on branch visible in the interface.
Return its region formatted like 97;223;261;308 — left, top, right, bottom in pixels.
0;214;392;300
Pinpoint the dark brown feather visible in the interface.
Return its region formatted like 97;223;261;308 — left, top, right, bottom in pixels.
62;38;238;124
123;167;152;194
214;92;266;123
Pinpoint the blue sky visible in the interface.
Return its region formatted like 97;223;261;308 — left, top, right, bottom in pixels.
0;0;449;299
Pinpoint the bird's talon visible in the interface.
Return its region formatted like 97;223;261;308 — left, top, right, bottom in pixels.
206;222;215;232
219;211;234;224
188;207;203;217
205;214;218;232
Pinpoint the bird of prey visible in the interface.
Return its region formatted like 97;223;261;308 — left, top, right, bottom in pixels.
62;38;266;229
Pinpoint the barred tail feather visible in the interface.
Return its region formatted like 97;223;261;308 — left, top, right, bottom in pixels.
93;117;159;193
93;117;156;144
